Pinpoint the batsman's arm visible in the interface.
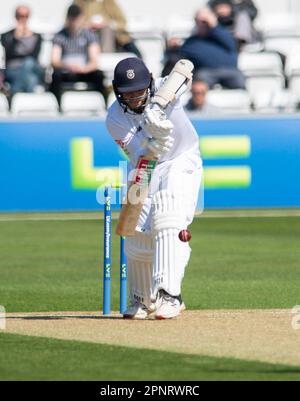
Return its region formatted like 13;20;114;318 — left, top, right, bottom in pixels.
151;59;194;109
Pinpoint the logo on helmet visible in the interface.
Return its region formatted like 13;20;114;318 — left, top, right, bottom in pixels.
126;69;135;80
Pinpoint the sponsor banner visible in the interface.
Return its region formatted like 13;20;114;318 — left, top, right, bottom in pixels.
0;116;300;211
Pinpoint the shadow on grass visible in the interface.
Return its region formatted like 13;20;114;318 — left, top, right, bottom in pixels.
6;314;123;321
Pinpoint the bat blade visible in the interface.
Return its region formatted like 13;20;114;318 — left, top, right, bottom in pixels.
116;155;157;236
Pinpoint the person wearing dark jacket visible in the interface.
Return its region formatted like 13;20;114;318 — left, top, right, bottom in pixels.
180;8;245;89
1;5;43;94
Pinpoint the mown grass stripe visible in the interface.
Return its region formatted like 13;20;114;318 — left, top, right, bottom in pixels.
0;332;299;381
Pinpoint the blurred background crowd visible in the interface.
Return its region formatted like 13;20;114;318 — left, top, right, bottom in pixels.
1;0;300;116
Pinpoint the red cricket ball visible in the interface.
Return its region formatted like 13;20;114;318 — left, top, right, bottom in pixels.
178;229;192;242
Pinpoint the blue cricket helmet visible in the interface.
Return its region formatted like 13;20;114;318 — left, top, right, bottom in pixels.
113;57;154;113
113;57;152;93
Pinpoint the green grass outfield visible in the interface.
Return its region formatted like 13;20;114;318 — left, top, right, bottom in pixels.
1;333;300;381
1;213;299;312
0;212;300;380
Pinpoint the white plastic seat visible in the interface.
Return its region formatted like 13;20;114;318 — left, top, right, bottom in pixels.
246;75;285;98
289;74;300;99
99;52;138;74
127;17;157;35
131;34;165;77
206;89;252;113
252;89;298;113
0;93;9;116
264;36;300;58
29;19;62;36
238;52;283;75
0;44;5;69
106;92;117;109
257;13;300;36
98;52;137;86
165;16;194;40
11;92;59;117
285;47;300;76
61;91;106;116
269;90;297;112
38;40;53;68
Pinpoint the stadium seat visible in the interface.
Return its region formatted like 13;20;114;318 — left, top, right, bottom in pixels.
245;74;285;99
206;89;252;113
25;0;68;35
0;44;5;69
99;52;137;73
252;89;298;113
30;19;62;36
107;92;116;109
60;91;106;117
39;40;53;69
285;48;300;76
238;51;283;75
164;16;194;41
127;17;157;35
98;52;137;86
257;13;300;36
268;89;297;112
289;74;300;99
11;93;59;117
132;34;165;78
0;93;9;116
264;36;300;59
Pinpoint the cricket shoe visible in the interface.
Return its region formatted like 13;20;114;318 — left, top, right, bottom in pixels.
155;290;185;320
123;301;154;320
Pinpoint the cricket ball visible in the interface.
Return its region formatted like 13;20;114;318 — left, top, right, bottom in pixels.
178;229;192;242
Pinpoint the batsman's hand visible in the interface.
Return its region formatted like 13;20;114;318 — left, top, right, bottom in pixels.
142;135;175;160
143;104;174;139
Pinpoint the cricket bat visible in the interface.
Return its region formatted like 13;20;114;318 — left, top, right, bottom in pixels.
116;153;157;236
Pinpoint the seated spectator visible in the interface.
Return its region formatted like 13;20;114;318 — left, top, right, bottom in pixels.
1;5;44;95
208;0;261;49
161;38;183;77
75;0;141;57
232;0;258;21
0;70;9;96
50;4;105;102
185;78;218;113
180;8;245;89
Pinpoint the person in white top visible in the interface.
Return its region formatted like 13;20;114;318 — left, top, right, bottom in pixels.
106;57;203;319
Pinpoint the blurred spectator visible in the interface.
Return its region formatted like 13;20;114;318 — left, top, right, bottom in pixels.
232;0;258;20
161;38;182;77
185;78;218;113
0;71;10;96
208;0;261;49
180;8;245;89
50;4;105;102
74;0;141;57
1;5;43;95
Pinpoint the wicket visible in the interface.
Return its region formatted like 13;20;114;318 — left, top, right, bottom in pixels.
103;186;127;315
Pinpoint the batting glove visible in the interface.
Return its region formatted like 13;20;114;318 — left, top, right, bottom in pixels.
143;104;174;139
143;136;175;160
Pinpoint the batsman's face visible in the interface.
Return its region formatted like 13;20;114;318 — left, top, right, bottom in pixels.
122;89;148;110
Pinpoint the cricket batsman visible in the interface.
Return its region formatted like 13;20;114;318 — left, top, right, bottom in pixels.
106;57;202;319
